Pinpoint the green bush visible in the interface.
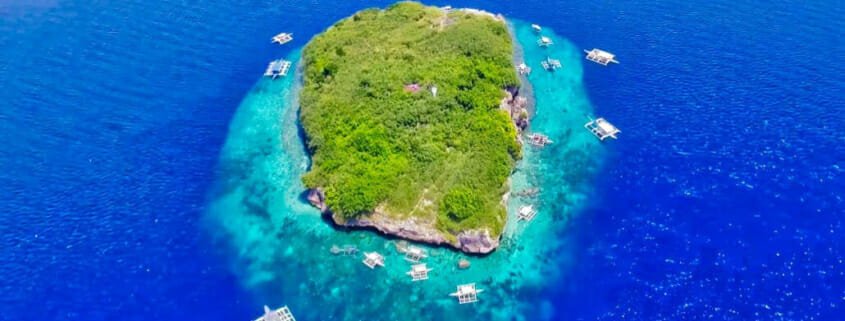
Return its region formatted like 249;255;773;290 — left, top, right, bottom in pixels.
441;187;482;221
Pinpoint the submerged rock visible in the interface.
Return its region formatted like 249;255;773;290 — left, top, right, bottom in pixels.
458;259;471;269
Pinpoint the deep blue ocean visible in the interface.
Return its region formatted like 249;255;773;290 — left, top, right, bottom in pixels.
1;1;842;320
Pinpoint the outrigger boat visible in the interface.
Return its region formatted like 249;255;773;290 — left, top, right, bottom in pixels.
254;305;296;321
362;252;385;269
537;36;553;47
271;32;293;45
540;57;561;71
517;63;531;75
527;133;553;147
584;117;620;140
583;48;619;66
450;284;483;304
517;205;537;221
264;59;291;79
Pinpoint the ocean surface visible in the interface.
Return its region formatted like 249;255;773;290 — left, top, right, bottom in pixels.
1;1;843;320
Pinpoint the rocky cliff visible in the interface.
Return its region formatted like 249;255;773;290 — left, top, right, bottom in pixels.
307;188;501;254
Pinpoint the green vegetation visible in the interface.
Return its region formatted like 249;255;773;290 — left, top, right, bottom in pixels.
300;2;520;238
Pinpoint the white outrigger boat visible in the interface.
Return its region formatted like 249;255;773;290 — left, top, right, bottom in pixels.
537;36;553;47
527;133;553;147
264;59;292;79
271;32;293;45
517;205;537;221
583;48;619;66
254;305;296;321
362;251;385;269
585;117;620;140
450;283;483;304
517;62;531;75
541;57;561;71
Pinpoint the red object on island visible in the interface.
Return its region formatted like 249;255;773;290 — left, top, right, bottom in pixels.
403;83;421;93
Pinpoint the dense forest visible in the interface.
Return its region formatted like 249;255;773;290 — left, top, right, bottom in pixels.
300;2;520;239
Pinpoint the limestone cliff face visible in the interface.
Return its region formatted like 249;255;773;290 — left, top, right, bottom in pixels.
306;188;501;254
306;188;328;212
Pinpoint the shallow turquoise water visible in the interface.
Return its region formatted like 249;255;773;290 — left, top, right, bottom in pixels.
208;20;603;321
6;0;841;320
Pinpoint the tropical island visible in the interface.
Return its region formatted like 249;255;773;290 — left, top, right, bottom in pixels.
300;2;529;254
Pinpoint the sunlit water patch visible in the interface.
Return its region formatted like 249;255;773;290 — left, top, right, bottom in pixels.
208;21;605;321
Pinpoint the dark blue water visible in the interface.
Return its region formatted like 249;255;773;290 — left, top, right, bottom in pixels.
1;1;842;320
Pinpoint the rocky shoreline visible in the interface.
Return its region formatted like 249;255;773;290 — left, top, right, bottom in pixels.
307;188;502;254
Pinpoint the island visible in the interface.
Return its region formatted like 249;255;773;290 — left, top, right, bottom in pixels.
300;2;529;254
